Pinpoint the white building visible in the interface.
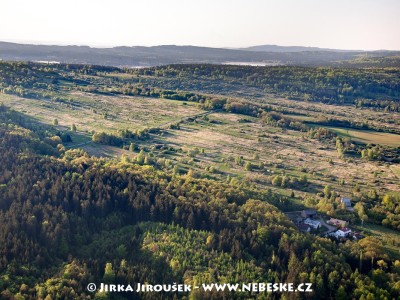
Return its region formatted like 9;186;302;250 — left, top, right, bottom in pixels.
333;227;352;238
304;218;321;229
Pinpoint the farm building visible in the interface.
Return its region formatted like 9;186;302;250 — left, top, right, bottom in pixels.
301;209;317;219
285;212;304;225
332;228;352;238
327;218;348;228
292;216;303;225
304;218;321;229
297;224;311;233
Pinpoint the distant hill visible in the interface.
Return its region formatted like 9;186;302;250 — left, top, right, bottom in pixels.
240;45;361;52
0;41;398;67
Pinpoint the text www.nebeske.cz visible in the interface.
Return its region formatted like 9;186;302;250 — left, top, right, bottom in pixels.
89;282;313;293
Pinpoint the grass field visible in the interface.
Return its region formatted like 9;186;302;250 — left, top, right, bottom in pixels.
2;90;399;198
0;93;203;134
325;126;400;146
390;165;400;179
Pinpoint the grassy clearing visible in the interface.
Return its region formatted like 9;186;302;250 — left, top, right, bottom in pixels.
80;143;135;158
390;165;400;179
155;111;399;197
1;88;399;200
318;126;400;146
65;131;92;145
0;93;203;134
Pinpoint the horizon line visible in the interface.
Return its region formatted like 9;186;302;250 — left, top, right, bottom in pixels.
1;39;399;52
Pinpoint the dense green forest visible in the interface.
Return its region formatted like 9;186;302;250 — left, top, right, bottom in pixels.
0;101;399;299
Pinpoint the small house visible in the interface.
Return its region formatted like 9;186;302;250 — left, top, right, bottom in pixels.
333;227;352;238
286;213;303;225
304;218;321;229
301;209;317;219
293;216;303;225
327;218;348;228
298;224;311;233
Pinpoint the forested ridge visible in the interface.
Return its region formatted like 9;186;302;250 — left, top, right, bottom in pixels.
2;41;399;67
1;62;400;111
0;103;399;299
132;64;400;110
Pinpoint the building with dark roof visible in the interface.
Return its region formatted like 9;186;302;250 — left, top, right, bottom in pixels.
301;209;317;219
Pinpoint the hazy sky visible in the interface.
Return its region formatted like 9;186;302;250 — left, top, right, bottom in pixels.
1;0;399;50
